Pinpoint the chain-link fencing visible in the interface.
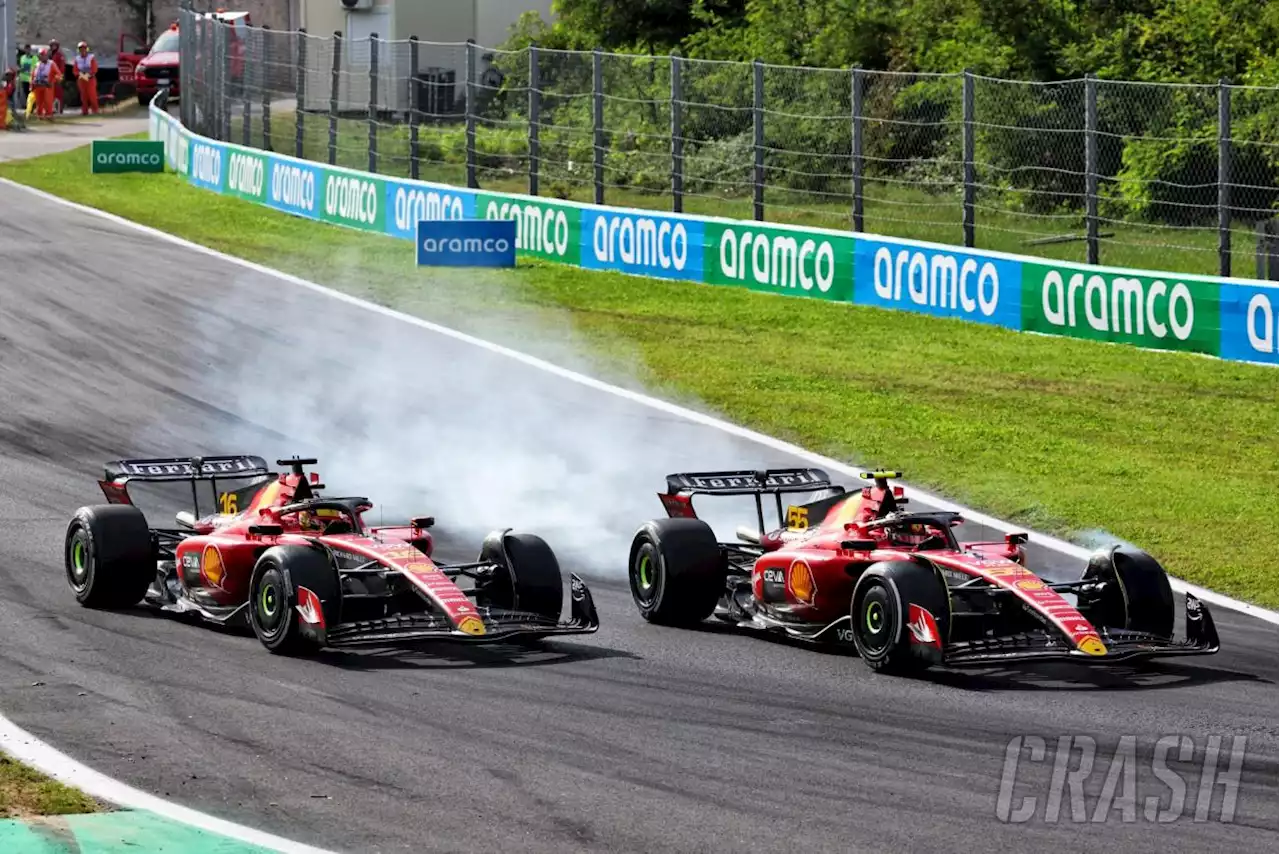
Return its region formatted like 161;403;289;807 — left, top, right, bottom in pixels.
178;6;1279;279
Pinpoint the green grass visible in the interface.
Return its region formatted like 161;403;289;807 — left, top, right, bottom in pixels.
229;111;1267;279
0;755;100;818
1;142;1276;607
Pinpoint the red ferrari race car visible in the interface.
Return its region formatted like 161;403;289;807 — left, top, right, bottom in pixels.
627;468;1219;674
64;455;598;654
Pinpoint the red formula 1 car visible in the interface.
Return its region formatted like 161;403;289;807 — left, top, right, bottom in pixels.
626;468;1218;674
64;455;598;654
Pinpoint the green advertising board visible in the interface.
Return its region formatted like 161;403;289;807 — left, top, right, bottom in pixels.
703;221;854;302
1021;263;1222;356
223;148;269;204
90;140;165;174
319;169;386;233
477;193;581;264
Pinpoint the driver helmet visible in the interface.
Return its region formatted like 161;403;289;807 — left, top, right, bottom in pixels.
890;523;932;548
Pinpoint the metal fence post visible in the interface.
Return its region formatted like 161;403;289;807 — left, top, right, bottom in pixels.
196;17;206;133
409;35;420;180
1217;79;1231;277
671;52;683;213
261;24;272;150
221;21;232;142
179;8;190;129
528;43;540;196
962;69;975;248
465;38;477;189
328;32;341;165
241;26;253;147
368;34;379;174
753;59;764;221
593;47;605;205
1084;73;1099;265
295;29;307;160
210;22;222;138
851;66;864;232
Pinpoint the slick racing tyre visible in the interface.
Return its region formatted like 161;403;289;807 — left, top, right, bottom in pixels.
628;518;724;626
850;561;949;675
249;546;339;655
478;531;564;621
1076;545;1174;639
65;505;154;609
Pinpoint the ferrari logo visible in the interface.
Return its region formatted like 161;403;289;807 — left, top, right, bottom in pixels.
457;615;487;636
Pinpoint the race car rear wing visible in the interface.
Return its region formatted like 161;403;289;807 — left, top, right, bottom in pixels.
661;468;840;534
98;455;272;514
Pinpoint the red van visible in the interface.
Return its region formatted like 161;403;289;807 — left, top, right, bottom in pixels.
133;10;251;107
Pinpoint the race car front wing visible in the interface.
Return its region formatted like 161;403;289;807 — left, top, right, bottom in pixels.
321;572;600;648
942;592;1220;667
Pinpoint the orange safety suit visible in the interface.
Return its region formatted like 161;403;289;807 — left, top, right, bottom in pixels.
1;78;12;129
31;59;61;118
74;52;99;114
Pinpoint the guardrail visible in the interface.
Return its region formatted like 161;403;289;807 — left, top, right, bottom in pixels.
149;102;1278;366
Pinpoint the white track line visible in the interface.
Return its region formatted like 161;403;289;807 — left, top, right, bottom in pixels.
0;715;339;853
4;176;1274;627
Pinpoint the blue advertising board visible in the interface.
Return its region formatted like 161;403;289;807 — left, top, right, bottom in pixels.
187;140;225;193
264;156;323;220
580;209;704;281
385;180;475;240
1219;281;1279;365
416;220;517;267
854;237;1022;329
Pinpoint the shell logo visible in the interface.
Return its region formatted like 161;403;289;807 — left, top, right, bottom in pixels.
787;560;817;606
1077;635;1107;656
457;615;487;636
201;545;225;587
1015;577;1046;591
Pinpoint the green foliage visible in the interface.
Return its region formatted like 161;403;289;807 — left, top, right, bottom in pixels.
496;0;1276;228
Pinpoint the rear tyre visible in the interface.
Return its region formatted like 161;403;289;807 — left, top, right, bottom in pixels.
64;505;154;609
850;561;949;675
628;518;724;626
1076;545;1174;638
477;531;564;622
249;546;339;655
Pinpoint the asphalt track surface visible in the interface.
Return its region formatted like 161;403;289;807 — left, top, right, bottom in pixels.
0;184;1275;853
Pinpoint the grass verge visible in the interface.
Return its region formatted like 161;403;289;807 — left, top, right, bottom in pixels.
0;143;1275;607
0;754;100;818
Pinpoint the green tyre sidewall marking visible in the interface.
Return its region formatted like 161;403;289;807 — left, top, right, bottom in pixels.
256;569;284;637
67;525;92;592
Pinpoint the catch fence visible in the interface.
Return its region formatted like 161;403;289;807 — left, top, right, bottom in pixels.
176;6;1280;280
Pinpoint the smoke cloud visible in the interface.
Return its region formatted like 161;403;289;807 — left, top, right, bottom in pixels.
162;263;811;577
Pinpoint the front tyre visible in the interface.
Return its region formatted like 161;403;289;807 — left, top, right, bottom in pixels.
249;546;339;655
850;561;949;675
477;531;564;621
1076;545;1174;638
64;505;154;609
